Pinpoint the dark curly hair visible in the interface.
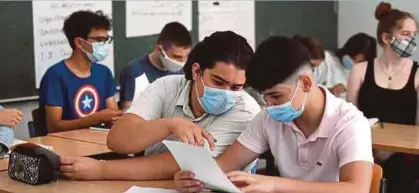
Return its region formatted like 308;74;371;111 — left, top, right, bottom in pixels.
183;31;254;80
63;10;111;49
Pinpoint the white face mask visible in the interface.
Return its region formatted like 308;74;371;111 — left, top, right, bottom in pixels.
159;47;185;72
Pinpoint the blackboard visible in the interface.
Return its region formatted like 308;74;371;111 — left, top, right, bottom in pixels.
0;1;337;102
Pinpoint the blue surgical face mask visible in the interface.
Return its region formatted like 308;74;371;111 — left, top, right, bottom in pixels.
342;55;354;69
82;41;109;63
266;81;307;122
195;77;238;115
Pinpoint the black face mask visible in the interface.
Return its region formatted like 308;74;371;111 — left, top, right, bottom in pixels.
8;143;61;185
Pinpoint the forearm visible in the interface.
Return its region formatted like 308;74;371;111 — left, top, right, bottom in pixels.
49;115;99;133
107;115;172;153
275;178;367;193
100;152;179;180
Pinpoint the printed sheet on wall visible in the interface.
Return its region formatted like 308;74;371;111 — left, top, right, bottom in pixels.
32;1;114;88
198;0;255;50
125;0;192;37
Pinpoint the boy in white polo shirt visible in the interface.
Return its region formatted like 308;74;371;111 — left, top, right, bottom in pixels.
174;36;373;193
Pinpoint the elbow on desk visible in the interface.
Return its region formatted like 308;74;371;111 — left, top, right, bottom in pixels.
106;134;136;154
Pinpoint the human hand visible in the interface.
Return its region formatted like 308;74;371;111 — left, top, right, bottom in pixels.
60;156;104;180
227;171;280;193
174;171;204;193
168;118;215;150
0;109;23;127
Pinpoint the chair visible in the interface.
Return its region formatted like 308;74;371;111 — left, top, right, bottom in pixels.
371;164;387;193
27;108;43;137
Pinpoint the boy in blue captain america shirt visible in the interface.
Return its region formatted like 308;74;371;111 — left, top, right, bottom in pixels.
39;10;121;136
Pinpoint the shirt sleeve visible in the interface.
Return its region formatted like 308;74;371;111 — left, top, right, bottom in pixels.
40;69;64;107
206;98;261;157
336;115;374;168
119;66;136;102
237;110;270;155
126;77;166;120
104;67;117;99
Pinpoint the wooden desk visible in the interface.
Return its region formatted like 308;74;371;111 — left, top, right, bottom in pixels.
0;171;174;193
372;123;419;154
48;129;108;145
0;136;110;172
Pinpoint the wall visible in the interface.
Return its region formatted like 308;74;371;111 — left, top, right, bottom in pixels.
338;0;419;61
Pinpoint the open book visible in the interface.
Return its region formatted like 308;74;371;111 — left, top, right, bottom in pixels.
163;140;241;193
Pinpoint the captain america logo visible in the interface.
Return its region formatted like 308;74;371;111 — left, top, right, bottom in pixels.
73;84;100;118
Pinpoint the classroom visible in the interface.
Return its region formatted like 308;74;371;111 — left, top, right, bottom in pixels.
1;0;419;193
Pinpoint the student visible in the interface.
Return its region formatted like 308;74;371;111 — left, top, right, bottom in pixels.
59;31;261;180
294;34;376;98
0;106;21;154
174;36;373;193
347;2;418;193
39;10;121;136
119;22;192;109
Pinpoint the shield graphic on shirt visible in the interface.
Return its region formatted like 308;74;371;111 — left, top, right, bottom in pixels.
73;84;100;118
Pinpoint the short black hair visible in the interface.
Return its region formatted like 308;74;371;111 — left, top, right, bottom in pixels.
335;33;377;61
293;35;325;60
63;10;111;49
157;22;192;48
246;36;311;92
183;31;253;80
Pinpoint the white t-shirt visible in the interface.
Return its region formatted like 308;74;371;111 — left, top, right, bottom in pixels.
314;51;350;99
237;86;373;181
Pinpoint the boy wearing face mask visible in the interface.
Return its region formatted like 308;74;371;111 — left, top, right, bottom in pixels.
39;11;121;135
174;36;373;193
347;2;419;193
119;22;192;110
58;31;260;181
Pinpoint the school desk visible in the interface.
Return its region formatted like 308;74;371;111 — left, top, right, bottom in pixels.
372;123;419;155
0;171;174;193
48;128;108;145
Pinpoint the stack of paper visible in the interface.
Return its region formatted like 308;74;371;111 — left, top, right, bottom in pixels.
124;186;177;193
163;140;241;193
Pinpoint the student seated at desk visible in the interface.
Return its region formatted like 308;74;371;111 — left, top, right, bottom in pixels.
39;10;121;136
119;22;192;109
294;34;376;98
174;36;373;193
0;105;22;154
59;31;261;180
347;2;419;193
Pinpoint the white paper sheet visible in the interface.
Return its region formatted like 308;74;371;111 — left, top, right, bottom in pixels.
132;74;150;103
198;1;255;50
32;1;114;87
163;140;241;193
125;1;192;37
368;118;379;127
124;186;177;193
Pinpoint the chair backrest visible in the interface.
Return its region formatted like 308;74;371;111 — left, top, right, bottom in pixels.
370;164;383;193
31;108;43;137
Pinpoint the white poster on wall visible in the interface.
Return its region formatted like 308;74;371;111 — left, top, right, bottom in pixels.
126;1;192;37
198;1;255;49
32;1;114;88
